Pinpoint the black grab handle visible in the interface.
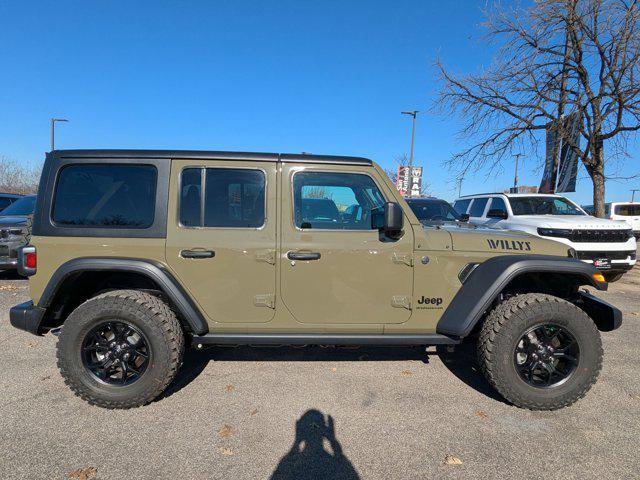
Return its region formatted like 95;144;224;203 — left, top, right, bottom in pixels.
287;251;321;261
181;249;215;259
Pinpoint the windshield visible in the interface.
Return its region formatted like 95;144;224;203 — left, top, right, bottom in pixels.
1;195;36;216
509;196;584;216
407;200;460;223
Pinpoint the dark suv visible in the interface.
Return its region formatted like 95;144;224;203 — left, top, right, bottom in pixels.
0;195;36;270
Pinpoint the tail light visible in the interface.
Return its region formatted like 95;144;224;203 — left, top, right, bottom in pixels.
17;245;37;276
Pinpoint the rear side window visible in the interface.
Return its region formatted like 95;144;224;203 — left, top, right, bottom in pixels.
179;168;266;228
453;199;471;214
615;204;640;216
469;198;489;217
52;164;157;228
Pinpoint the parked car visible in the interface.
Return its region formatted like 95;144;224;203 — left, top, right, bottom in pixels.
405;197;463;224
10;149;621;411
0;193;23;213
453;193;637;282
0;194;36;271
583;202;640;239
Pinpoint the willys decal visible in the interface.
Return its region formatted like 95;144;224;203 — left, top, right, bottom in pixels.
486;239;532;252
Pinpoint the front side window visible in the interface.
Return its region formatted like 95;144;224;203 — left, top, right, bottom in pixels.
179;168;265;228
453;199;471;215
489;197;508;214
509;196;584;216
469;198;489;217
293;172;385;230
53;164;157;227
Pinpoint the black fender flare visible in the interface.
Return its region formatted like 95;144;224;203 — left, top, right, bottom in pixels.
37;257;209;335
436;255;608;338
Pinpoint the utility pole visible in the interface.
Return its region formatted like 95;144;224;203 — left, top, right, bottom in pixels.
632;189;640;202
50;118;69;151
457;175;463;198
513;153;524;191
401;111;419;197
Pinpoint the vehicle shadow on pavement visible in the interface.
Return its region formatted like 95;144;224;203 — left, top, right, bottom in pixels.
0;271;24;281
269;409;360;480
159;343;506;405
436;343;508;404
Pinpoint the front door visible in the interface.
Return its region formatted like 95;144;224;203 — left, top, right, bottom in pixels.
166;159;277;325
280;164;414;325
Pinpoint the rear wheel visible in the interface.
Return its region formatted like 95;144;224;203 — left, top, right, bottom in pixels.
57;290;184;409
478;293;603;410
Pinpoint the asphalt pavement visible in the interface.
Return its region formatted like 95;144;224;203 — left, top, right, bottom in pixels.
0;268;638;480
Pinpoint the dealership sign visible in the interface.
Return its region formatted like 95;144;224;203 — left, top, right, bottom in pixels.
396;166;422;196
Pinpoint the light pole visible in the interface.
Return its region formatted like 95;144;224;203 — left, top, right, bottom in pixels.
401;111;419;197
632;189;640;202
513;153;524;191
50;118;69;151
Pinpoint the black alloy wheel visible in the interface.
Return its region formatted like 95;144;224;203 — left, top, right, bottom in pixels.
514;324;579;388
81;320;150;386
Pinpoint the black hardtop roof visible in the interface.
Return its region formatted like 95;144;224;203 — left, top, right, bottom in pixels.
48;149;373;166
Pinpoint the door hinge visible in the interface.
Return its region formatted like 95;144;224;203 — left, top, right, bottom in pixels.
253;293;275;309
255;249;276;265
391;295;412;310
392;252;414;267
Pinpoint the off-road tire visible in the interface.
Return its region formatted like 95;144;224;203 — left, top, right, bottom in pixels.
57;289;184;409
603;272;624;283
478;293;603;410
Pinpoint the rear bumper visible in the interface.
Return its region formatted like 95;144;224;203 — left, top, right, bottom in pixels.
10;301;46;336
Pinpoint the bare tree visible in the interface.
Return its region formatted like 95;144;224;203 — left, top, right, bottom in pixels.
0;156;41;194
436;0;640;217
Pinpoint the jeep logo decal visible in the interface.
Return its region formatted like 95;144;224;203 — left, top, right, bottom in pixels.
416;296;444;310
487;239;532;251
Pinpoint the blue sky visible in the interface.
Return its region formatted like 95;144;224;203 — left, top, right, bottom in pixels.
0;0;638;204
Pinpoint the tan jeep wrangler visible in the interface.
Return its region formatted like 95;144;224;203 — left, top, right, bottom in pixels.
10;150;621;410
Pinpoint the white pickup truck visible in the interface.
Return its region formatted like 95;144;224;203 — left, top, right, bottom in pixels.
453;193;637;282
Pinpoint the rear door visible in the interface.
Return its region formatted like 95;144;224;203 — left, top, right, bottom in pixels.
279;163;414;325
165;159;277;325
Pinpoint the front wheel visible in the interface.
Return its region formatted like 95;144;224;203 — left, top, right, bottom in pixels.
478;293;603;410
603;272;624;283
57;290;184;409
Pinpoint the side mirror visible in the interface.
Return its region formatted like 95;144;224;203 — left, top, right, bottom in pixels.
383;202;404;236
459;213;470;222
487;209;508;219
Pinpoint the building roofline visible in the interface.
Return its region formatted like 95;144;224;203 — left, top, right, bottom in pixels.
48;149;373;166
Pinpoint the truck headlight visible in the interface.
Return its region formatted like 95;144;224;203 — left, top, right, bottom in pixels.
537;228;573;238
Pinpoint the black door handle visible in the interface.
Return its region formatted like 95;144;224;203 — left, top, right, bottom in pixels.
287;251;321;261
181;249;215;259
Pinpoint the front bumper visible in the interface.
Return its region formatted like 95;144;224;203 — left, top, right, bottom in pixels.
577;291;623;331
0;256;18;270
0;239;25;270
10;301;47;336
